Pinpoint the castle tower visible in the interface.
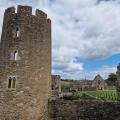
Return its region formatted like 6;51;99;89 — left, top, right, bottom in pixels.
0;5;51;120
116;63;120;101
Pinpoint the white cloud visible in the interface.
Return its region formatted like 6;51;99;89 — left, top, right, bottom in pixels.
42;0;120;59
37;0;120;78
85;65;117;80
0;0;119;79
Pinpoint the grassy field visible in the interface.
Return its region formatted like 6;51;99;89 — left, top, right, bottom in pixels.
83;90;117;101
60;90;118;101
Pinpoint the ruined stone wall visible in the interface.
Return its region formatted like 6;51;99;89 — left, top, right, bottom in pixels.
116;63;120;101
49;100;120;120
51;75;61;96
0;5;51;120
92;74;107;90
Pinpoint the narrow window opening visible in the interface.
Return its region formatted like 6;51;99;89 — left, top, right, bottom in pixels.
8;77;12;88
12;77;16;88
98;80;101;85
16;28;20;37
14;51;18;61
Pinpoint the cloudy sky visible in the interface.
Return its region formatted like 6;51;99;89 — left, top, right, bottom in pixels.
0;0;120;80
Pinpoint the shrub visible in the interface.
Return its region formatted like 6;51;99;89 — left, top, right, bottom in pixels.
60;94;80;100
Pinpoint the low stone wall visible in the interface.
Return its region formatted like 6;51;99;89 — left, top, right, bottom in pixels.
49;100;120;120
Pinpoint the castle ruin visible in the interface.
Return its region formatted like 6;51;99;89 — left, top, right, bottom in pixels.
92;74;107;90
51;75;61;96
0;5;51;120
116;63;120;101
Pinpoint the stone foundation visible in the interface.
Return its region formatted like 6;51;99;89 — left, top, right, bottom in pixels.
49;100;120;120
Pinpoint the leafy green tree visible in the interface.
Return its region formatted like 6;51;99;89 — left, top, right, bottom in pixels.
107;73;117;85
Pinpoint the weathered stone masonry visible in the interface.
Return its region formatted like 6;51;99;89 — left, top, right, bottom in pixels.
0;5;51;120
116;63;120;101
49;100;120;120
51;75;61;96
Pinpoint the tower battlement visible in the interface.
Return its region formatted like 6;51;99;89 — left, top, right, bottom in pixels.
4;5;48;19
5;7;15;14
17;5;32;15
36;9;47;18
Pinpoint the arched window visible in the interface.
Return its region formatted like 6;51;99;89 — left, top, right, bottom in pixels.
8;77;12;88
8;77;17;89
14;51;18;61
16;27;20;37
98;80;101;85
12;77;16;88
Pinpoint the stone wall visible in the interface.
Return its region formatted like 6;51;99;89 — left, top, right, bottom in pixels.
49;100;120;120
92;74;107;90
116;63;120;100
51;75;61;96
0;90;22;120
0;5;51;120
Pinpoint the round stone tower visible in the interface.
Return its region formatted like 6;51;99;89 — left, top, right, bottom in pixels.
116;63;120;101
0;5;51;120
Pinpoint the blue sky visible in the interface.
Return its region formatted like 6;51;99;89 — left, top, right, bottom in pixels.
0;0;119;80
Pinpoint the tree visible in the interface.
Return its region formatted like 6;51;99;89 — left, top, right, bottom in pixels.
107;73;117;85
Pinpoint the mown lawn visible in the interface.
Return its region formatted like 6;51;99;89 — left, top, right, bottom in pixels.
60;90;118;101
83;90;117;101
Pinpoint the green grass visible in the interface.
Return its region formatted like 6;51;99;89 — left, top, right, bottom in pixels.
60;90;118;101
84;90;117;101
